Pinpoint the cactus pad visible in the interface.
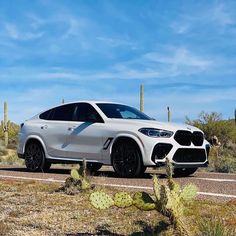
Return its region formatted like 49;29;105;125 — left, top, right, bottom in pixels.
71;169;81;180
81;178;91;190
90;191;114;210
153;175;160;201
180;184;198;202
114;192;133;208
133;192;156;211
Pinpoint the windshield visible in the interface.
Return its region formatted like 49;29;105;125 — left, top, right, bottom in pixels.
96;103;153;120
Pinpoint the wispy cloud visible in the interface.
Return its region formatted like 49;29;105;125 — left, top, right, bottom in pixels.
210;3;235;26
170;22;190;34
0;0;235;124
96;36;136;48
4;23;44;40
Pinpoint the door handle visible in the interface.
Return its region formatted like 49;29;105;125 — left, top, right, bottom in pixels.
68;126;77;131
41;125;48;129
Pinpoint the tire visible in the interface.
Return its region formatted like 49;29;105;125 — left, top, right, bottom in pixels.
111;140;144;178
87;163;103;173
173;167;198;177
24;141;51;172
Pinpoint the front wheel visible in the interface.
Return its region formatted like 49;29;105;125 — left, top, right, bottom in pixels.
24;142;51;172
173;167;198;177
111;140;144;178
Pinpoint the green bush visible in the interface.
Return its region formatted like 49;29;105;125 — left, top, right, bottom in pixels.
186;112;236;146
198;217;235;236
0;140;7;156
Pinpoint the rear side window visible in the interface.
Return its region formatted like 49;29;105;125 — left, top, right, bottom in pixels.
39;109;53;120
51;104;75;121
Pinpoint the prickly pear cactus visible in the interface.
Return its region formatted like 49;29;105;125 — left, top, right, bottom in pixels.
71;169;81;180
180;184;198;202
133;192;156;211
114;192;133;208
90;191;114;210
81;178;91;190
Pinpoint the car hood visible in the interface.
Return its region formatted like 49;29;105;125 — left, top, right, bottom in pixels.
107;119;202;133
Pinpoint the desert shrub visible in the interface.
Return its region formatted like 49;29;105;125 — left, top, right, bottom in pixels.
0;140;7;156
207;146;236;173
186;112;236;146
0;122;19;148
0;154;23;165
198;217;235;236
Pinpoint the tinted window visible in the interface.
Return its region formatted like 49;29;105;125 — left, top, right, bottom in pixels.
51;104;75;121
74;103;103;122
97;103;152;120
39;109;53;120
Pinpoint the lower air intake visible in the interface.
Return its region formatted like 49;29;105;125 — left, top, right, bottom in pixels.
173;148;206;163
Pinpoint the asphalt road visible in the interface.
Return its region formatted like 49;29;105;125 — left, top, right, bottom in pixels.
0;165;236;202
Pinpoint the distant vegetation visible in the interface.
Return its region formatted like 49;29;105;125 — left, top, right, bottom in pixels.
0;122;19;149
186;111;236;173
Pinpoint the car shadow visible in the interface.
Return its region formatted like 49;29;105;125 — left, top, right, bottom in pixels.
0;166;168;179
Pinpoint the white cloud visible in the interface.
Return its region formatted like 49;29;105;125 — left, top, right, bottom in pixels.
211;3;234;26
170;22;190;34
4;23;44;40
144;47;212;69
96;36;136;48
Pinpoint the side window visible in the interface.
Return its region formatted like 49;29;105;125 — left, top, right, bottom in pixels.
39;109;53;120
50;104;75;121
74;103;103;123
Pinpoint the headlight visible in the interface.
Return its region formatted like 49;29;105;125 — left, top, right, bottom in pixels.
138;128;173;138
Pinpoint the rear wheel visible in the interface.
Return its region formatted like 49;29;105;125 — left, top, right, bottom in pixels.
111;140;144;178
173;167;197;177
24;141;51;172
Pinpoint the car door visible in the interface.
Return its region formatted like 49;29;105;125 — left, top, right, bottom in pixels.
39;104;75;158
63;103;105;160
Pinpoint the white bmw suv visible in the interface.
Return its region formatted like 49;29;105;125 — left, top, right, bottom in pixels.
18;101;210;177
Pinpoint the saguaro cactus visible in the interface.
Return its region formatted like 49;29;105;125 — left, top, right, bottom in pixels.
167;106;171;122
234;108;236;125
1;101;10;147
140;84;144;112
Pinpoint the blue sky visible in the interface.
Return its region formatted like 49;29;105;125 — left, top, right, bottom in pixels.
0;0;236;123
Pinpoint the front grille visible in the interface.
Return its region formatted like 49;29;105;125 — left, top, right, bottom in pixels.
173;148;206;163
151;143;173;162
174;130;192;146
174;130;204;146
192;131;204;146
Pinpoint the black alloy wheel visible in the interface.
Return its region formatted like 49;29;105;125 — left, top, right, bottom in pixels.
24;142;51;172
111;140;144;178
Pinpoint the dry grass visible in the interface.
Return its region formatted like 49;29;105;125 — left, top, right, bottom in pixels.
0;180;172;236
0;180;235;236
0;149;24;166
